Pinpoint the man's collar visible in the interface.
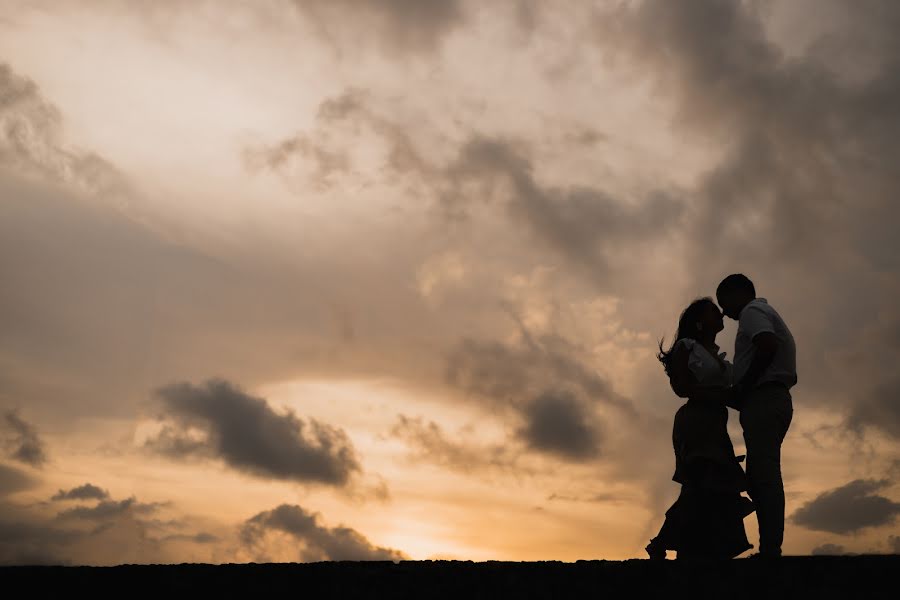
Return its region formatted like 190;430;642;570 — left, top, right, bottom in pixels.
738;297;767;317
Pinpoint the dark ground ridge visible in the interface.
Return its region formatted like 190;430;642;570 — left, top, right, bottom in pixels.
4;556;897;599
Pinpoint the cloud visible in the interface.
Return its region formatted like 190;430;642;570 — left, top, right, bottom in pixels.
443;323;632;461
0;62;127;197
0;463;38;497
241;503;407;561
389;414;526;475
0;489;178;565
546;492;630;504
2;410;47;467
792;479;900;534
889;535;900;554
146;379;361;485
811;543;847;556
50;483;110;502
55;497;166;521
291;0;465;55
443;137;685;284
847;375;900;440
0;518;79;565
251;89;685;290
446;329;632;415
516;390;601;460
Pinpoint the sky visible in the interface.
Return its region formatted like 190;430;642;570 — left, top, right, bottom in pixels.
1;0;899;564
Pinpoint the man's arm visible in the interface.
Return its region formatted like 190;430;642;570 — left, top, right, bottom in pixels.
736;331;778;391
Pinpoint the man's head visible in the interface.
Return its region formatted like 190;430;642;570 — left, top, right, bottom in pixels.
716;274;756;320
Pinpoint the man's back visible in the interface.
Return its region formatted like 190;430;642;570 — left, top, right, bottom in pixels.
733;298;797;389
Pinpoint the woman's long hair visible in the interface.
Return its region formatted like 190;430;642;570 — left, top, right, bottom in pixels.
657;297;717;378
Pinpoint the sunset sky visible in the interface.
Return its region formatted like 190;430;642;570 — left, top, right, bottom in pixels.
1;0;899;565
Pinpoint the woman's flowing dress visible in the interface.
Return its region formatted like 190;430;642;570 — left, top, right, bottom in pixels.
653;339;754;559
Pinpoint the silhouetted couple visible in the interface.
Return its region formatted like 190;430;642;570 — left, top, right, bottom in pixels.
647;274;797;560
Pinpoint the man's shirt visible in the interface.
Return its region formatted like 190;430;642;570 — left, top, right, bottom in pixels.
733;298;797;389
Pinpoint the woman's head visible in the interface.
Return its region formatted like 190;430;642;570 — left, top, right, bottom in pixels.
657;297;724;375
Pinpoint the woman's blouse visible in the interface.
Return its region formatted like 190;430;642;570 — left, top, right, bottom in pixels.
676;338;733;389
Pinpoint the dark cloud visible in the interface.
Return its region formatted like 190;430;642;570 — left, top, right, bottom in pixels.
51;483;110;502
0;462;38;497
0;518;79;565
889;535;900;554
444;322;633;461
292;0;465;55
446;329;631;415
847;375;900;440
2;410;47;467
811;543;847;556
56;497;165;521
517;390;601;460
444;137;684;283
241;503;407;562
389;414;526;475
146;379;361;485
792;479;900;534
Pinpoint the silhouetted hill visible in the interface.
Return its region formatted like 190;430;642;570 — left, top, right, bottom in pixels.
4;556;897;598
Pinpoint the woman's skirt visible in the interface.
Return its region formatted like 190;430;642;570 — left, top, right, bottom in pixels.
654;484;754;559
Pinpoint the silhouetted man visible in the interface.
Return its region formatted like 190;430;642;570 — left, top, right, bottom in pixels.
716;274;796;558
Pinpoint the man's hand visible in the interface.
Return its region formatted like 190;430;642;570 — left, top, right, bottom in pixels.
725;384;745;411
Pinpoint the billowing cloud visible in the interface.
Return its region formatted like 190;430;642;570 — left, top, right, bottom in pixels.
443;137;685;284
0;463;38;497
241;503;407;561
51;483;110;502
2;410;47;467
146;379;361;485
792;479;900;534
251;89;685;289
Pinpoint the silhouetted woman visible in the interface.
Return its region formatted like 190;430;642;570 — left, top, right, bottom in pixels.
646;297;754;560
